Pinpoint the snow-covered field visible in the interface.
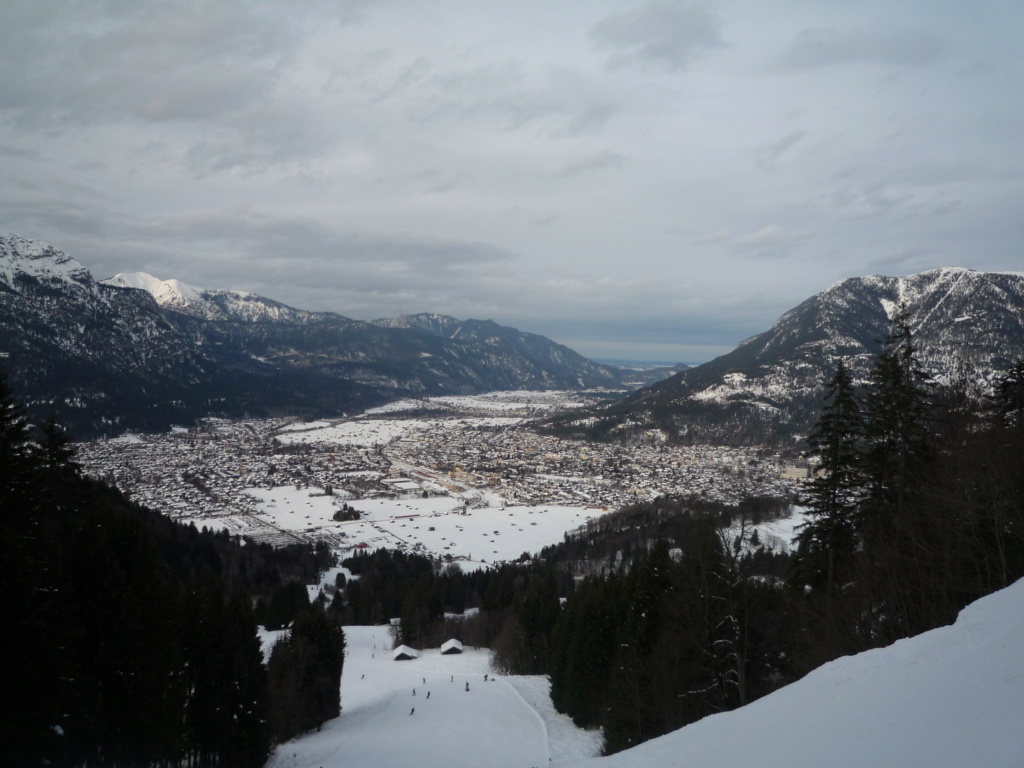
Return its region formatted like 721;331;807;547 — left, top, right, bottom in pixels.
241;485;606;567
275;391;593;447
266;625;602;768
268;579;1024;768
726;506;809;554
272;418;442;447
362;391;594;416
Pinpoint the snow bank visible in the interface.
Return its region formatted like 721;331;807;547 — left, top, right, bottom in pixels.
577;578;1024;768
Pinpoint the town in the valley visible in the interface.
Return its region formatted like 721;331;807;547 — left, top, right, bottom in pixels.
77;390;808;567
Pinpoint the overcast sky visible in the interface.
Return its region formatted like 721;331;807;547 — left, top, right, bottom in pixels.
2;1;1021;363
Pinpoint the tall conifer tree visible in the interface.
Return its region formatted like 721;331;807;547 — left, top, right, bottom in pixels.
793;359;864;637
859;308;934;641
862;308;932;519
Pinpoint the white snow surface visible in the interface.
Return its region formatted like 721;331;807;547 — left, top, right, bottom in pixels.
237;485;604;567
726;506;809;554
572;577;1024;768
273;419;443;447
361;391;592;416
267;625;602;768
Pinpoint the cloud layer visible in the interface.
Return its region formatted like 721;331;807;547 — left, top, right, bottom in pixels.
1;0;1021;363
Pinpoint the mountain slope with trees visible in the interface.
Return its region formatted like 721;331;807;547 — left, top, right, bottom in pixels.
541;268;1024;445
0;373;345;767
0;232;624;438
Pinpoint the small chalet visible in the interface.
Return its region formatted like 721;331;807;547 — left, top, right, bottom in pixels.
440;639;464;655
392;645;419;661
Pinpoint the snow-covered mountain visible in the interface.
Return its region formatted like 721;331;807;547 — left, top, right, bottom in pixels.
103;271;317;323
546;268;1024;445
0;232;94;289
0;233;623;436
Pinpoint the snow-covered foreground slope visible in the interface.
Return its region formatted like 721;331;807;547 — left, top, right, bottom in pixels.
266;579;1024;768
576;577;1024;768
266;626;602;768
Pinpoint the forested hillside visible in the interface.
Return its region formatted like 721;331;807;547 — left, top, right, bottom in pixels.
0;374;345;768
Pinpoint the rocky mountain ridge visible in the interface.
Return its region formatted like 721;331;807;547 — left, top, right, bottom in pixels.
0;233;623;437
542;267;1024;446
103;271;317;324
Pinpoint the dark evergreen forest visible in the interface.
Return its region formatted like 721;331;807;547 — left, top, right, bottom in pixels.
1;374;345;768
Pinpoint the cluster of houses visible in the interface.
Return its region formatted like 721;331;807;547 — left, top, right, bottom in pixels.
76;418;391;527
386;420;801;508
392;639;464;661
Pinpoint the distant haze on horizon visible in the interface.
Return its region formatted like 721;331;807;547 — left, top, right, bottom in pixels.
2;1;1021;364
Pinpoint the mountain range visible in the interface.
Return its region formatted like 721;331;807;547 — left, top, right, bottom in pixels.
0;233;624;437
6;231;1023;445
542;267;1024;446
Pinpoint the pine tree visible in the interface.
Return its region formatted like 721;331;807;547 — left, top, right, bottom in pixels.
862;309;932;520
267;604;345;743
0;369;35;492
858;309;935;642
37;413;80;480
221;590;271;768
0;372;61;763
792;360;864;640
993;358;1024;430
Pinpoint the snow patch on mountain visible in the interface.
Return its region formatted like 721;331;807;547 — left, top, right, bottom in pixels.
102;271;310;323
105;272;206;310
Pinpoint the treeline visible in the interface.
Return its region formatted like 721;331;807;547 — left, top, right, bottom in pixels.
0;375;345;768
336;499;793;755
790;316;1024;665
336;548;574;669
550;530;789;753
545;324;1024;754
538;494;791;574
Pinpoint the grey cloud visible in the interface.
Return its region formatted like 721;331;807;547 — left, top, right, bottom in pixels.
89;209;767;351
553;150;628;179
0;0;366;175
590;2;725;72
0;143;36;159
756;130;807;169
814;173;965;223
822;181;914;218
145;212;514;267
0;2;289;127
183;100;338;175
110;213;519;313
400;60;619;137
780;24;946;70
0;189;119;241
733;225;813;259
